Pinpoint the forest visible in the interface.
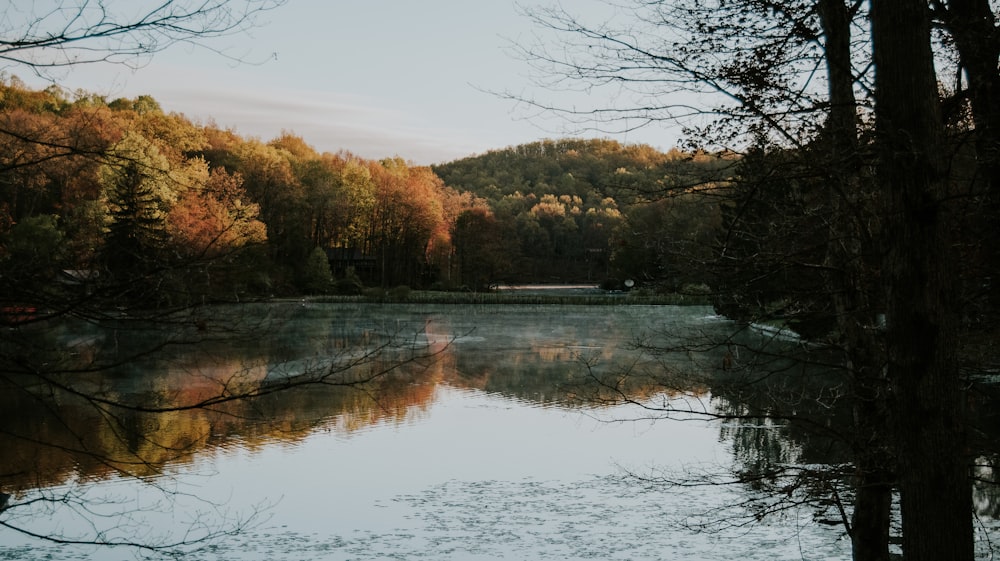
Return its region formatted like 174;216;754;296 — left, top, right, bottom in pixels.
2;73;997;336
0;76;729;305
3;0;1000;559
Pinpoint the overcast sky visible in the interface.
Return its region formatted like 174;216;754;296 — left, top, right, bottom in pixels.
15;0;681;165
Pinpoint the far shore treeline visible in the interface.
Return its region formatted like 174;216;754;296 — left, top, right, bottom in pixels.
0;77;728;306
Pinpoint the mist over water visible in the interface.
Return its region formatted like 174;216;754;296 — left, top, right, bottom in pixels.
2;302;985;560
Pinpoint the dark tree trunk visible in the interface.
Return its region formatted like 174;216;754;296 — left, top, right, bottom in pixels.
943;0;1000;193
818;0;859;147
939;0;1000;322
871;1;974;560
849;359;893;561
818;2;893;558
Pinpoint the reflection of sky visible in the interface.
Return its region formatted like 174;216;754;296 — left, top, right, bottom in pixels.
7;304;1000;558
4;386;852;561
0;304;860;560
0;303;731;488
230;387;725;530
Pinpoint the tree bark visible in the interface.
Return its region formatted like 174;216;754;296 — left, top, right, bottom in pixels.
871;0;974;559
817;2;893;558
939;0;1000;322
942;0;1000;193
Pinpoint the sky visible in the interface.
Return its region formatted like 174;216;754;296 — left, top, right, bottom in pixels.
13;0;681;165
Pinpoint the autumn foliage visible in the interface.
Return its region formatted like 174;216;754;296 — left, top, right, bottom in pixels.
1;78;726;305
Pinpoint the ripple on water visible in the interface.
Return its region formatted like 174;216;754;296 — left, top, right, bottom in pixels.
162;474;852;561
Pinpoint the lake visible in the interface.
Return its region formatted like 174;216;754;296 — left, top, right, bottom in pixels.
0;301;996;560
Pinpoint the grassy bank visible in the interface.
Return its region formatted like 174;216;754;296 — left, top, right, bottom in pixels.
304;289;712;306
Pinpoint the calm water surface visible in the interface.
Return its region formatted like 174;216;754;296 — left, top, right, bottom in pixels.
1;302;987;560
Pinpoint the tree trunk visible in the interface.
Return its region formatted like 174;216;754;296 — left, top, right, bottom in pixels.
871;1;974;560
852;466;893;561
944;0;1000;193
940;0;1000;323
818;2;893;558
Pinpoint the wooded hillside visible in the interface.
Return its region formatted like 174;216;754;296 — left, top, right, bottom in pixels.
0;79;725;303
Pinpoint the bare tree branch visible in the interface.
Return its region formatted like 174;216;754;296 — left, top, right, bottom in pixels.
0;0;285;78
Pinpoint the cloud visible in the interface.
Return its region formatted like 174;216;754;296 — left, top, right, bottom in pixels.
154;86;491;164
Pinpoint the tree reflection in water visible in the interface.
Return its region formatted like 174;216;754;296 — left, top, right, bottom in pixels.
0;302;444;553
2;302;999;556
576;318;1000;553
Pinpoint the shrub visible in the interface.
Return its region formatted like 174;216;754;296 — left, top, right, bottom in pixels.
333;266;364;295
388;285;411;301
363;287;385;300
301;247;333;294
680;283;712;295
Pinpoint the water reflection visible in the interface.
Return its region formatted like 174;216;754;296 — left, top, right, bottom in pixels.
2;302;999;557
2;303;688;495
3;303;996;482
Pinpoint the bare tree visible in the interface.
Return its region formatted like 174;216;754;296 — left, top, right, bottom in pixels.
508;0;860;148
511;2;997;560
0;0;285;177
0;299;448;556
872;0;974;558
0;2;439;557
0;0;285;78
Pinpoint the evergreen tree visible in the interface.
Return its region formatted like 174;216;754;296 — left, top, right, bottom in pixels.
100;132;175;295
301;246;333;294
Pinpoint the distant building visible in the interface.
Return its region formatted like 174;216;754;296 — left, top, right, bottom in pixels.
325;247;376;277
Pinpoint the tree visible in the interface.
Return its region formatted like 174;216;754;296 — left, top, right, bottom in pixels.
872;0;973;558
431;139;731;285
452;207;508;291
611;193;721;291
166;165;268;300
0;214;65;281
0;0;285;77
0;1;432;556
301;245;333;294
362;158;450;288
514;1;996;560
100;131;175;288
167;166;266;260
0;76;464;556
225;138;303;289
0;1;286;182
